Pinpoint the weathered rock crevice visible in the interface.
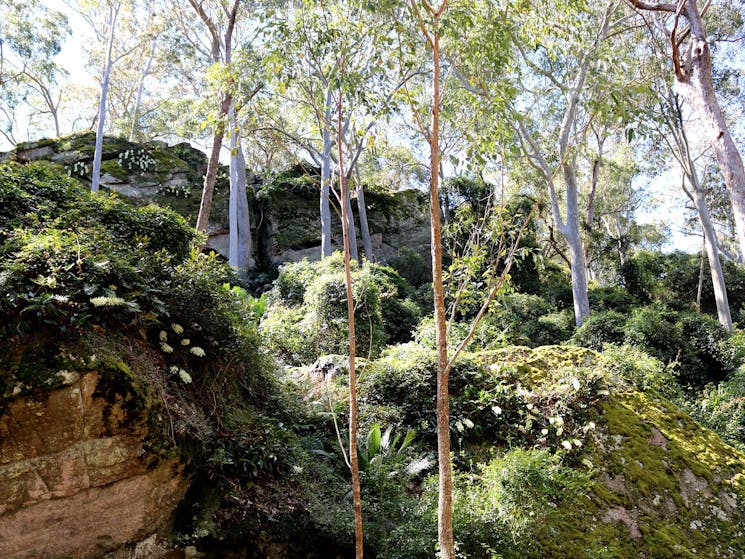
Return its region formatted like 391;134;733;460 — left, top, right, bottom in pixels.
0;371;188;559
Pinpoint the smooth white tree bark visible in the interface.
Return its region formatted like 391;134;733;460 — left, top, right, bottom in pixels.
128;39;156;141
691;174;733;331
356;181;373;261
91;3;120;193
321;86;334;258
228;106;253;273
663;91;733;331
513;4;615;326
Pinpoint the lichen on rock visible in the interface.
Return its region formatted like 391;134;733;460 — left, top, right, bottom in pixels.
0;366;188;559
481;346;745;559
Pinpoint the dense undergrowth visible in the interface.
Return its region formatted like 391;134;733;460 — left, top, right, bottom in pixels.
0;162;318;549
3;160;745;558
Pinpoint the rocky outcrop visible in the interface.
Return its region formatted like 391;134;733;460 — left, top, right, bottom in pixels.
481;346;745;558
1;134;432;269
0;371;188;559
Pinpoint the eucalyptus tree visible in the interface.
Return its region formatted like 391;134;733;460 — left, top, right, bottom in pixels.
75;0;176;142
183;0;242;233
72;0;165;191
75;0;125;193
109;2;167;141
264;0;414;260
517;1;627;325
626;0;745;260
451;0;629;325
334;67;365;559
0;0;70;144
405;4;455;555
657;87;733;329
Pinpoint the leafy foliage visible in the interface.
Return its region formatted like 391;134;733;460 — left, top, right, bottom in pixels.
686;366;745;451
570;305;736;388
261;254;421;365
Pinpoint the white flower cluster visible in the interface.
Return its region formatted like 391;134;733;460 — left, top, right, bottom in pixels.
118;148;157;174
158;323;206;384
67;160;90;178
90;296;127;307
159;183;193;198
169;365;192;384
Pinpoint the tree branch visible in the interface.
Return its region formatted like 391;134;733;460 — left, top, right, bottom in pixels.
626;0;677;12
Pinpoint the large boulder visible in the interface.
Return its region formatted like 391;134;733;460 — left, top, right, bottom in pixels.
483;346;745;558
0;365;188;559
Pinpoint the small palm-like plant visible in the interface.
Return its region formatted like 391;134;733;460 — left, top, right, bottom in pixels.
358;423;417;471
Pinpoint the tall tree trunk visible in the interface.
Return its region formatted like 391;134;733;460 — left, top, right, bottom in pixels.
690;170;733;331
91;4;119;193
429;10;454;558
193;0;240;234
697;239;705;312
676;2;745;261
229;120;238;268
337;77;364;559
409;2;452;553
196;92;231;233
344;184;359;262
512;3;614;326
677;80;745;262
356;180;374;261
564;164;591;325
320;93;334;257
236;148;254;271
129;41;155;141
665;87;733;330
228;107;253;273
439;161;450;225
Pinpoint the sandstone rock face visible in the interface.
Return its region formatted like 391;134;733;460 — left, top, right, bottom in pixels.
0;372;188;559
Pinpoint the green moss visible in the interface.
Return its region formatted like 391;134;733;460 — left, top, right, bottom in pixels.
15;137;58;150
100;159;130;181
149;149;190;175
467;346;745;558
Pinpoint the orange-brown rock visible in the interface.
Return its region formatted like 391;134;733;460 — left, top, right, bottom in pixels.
0;371;188;558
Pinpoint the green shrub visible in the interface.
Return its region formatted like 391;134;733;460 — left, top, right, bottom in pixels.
360;343;489;447
677;312;734;385
588;285;635;313
721;329;745;369
455;448;590;556
0;162;195;257
536;263;573;309
598;344;680;399
485;294;573;347
622;306;682;364
686;366;745;450
376;448;590;559
619;307;734;387
261;255;420;365
0;162;81;238
415;293;572;351
571;311;627;350
361;344;607;457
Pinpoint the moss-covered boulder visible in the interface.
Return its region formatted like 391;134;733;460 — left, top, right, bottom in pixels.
481;346;745;558
254;165;430;266
2;135;431;270
0;132;222;229
353;344;745;558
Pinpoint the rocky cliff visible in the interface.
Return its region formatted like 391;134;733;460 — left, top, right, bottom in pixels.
1;133;431;269
0;366;187;559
